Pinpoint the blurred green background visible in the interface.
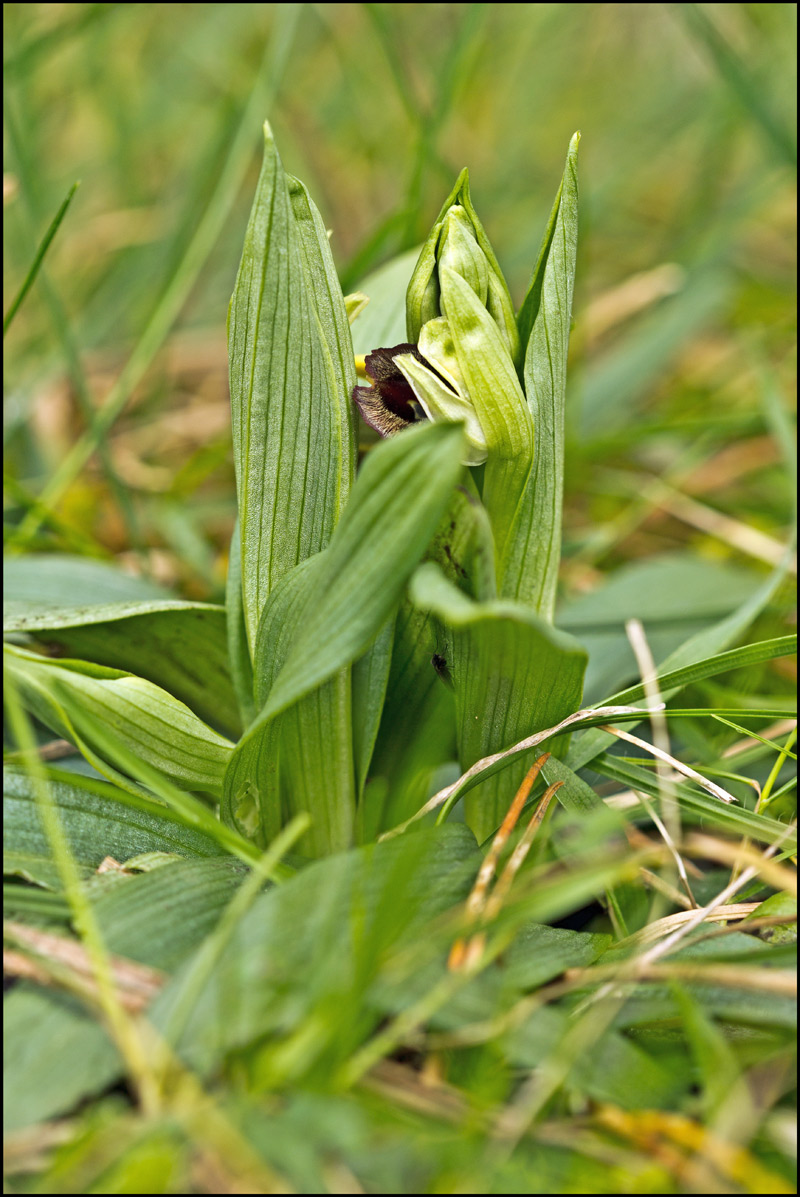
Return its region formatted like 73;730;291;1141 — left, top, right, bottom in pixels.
3;2;796;617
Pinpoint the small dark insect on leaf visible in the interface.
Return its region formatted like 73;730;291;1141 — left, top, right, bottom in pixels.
431;652;453;689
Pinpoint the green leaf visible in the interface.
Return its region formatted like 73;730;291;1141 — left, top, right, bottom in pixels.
224;421;465;847
506;133;579;616
91;857;250;971
151;824;478;1072
250;421;465;729
242;556;355;855
410;562;587;841
6;598;240;739
406;167;519;363
558;554;765;702
225;516;255;727
352;617;395;801
3;553;173;608
228;123;355;649
568;545;795;773
4;766;226;889
3;985;121;1132
670;983;745;1119
4;645;233;796
504;923;611;989
287;171;359;445
366;484;493;832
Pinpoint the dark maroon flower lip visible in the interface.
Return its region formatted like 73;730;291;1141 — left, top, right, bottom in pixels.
352;343;429;438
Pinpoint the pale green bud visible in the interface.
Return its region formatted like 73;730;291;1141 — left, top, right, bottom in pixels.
406;170;521;369
438;208;489;307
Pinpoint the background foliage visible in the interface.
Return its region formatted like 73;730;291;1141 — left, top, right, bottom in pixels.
4;2;796;596
3;4;796;1193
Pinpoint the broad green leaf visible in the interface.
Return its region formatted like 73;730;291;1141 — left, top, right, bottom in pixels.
241;556;354;855
351;617;395;800
4;766;225;889
3;985;121;1132
91;857;250;971
287;172;358;449
610;981;796;1032
539;754;605;816
366;600;457;834
274;676;355;857
558;554;764;702
151;824;479;1071
224;421;465;847
228;123;355;649
245;421;465;729
3;882;71;925
558;555;763;633
410;562;587;842
504;923;611;990
745;893;797;922
225;516;255;727
502;1001;685;1110
5;599;240;738
3;552;172;607
568;547;795;773
565;634;796;775
671;984;745;1119
357;483;493;832
506;133;579;616
4;645;233;795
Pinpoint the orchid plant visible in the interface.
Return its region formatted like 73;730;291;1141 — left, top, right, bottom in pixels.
223;123;584;851
6;123;585;857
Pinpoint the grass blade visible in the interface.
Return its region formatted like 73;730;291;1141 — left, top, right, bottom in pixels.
3;180;79;336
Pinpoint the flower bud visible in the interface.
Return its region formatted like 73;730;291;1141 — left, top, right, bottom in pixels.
406;171;520;370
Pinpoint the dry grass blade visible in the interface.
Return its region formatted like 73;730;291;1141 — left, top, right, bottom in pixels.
626;617;696;905
484;781;564;921
3;921;164;1013
594;1105;796;1194
466;754;550;921
637;821;797;968
449;760;563;972
383;704;665;837
601;722;737;804
684;833;797;896
648;476;796;572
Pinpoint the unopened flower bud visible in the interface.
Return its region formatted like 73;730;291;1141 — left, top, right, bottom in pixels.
406;171;520;370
